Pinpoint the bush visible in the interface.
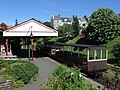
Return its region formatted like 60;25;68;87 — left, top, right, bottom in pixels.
40;65;99;90
1;60;17;68
0;72;13;80
106;36;120;59
53;65;68;76
0;60;38;88
111;43;120;59
8;62;38;84
13;80;24;88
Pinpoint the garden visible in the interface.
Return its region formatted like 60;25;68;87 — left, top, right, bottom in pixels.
0;60;38;88
40;65;101;90
38;7;120;89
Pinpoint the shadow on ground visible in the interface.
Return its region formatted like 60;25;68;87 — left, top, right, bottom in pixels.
12;49;46;58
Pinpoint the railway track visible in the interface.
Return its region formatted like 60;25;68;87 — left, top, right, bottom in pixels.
81;73;107;90
48;55;108;90
42;52;113;90
107;64;120;74
85;64;120;90
44;54;120;89
47;55;108;90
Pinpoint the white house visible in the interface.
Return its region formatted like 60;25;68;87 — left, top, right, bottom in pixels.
51;15;88;30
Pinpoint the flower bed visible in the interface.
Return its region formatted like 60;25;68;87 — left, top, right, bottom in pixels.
0;60;38;88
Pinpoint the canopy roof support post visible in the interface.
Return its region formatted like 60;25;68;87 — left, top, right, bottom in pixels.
87;49;89;61
100;50;102;59
31;38;34;61
94;50;97;60
9;40;12;53
106;50;108;59
28;44;30;62
5;38;8;56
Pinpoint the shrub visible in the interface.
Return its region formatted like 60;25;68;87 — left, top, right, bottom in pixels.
8;62;38;84
13;80;24;88
40;65;99;90
1;60;17;68
53;65;68;76
0;60;38;88
106;36;120;59
30;73;38;82
0;72;13;80
111;43;120;59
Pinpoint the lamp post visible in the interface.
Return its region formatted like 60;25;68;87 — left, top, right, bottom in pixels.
30;32;34;61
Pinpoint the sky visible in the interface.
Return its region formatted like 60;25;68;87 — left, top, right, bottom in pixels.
0;0;120;25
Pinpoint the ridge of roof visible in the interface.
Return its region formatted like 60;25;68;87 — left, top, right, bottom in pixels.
6;18;57;32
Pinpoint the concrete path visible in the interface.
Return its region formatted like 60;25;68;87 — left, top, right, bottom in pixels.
15;57;106;90
16;57;60;90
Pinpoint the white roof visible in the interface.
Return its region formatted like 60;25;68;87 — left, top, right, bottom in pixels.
3;18;58;37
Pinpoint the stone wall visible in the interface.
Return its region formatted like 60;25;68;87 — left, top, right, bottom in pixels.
0;77;13;90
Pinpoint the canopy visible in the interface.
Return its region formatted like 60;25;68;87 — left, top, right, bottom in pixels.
48;42;107;50
3;18;58;37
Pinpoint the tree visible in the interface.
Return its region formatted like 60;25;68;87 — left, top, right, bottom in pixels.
111;43;120;59
72;16;79;36
43;22;51;27
85;7;120;44
58;24;73;36
43;21;54;28
15;19;18;26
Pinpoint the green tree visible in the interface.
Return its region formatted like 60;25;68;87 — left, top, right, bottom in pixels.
86;7;120;44
111;43;120;60
43;21;51;27
58;24;73;37
72;16;79;36
15;19;18;26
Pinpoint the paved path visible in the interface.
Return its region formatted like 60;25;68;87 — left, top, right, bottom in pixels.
16;57;60;90
15;57;106;90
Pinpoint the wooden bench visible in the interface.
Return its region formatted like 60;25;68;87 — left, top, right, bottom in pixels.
0;55;18;60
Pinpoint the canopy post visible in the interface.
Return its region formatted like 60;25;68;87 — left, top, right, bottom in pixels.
94;50;97;60
30;31;34;61
31;37;34;61
100;50;102;59
5;38;8;56
87;49;89;61
106;49;108;59
28;44;30;62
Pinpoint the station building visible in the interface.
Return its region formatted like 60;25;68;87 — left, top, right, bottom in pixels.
2;18;58;60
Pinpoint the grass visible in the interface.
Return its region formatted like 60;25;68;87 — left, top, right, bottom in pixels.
102;37;120;67
104;36;120;59
103;69;115;79
48;36;65;42
66;36;83;44
64;36;85;51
